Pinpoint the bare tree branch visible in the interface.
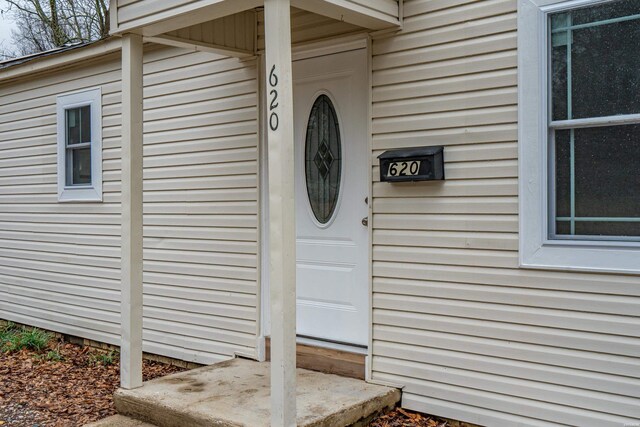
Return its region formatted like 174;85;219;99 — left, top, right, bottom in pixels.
2;0;110;58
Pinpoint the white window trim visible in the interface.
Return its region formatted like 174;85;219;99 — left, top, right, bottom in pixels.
518;0;640;274
56;87;103;202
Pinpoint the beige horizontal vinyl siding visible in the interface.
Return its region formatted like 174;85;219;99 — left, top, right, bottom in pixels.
165;11;256;53
257;8;362;51
141;47;259;364
0;54;123;344
345;0;398;21
116;0;200;28
114;0;264;36
0;45;259;365
370;1;640;426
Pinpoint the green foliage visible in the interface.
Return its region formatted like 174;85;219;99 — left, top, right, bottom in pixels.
89;349;118;366
17;327;50;352
1;326;51;353
0;321;17;342
45;349;64;362
32;348;64;362
1;321;16;332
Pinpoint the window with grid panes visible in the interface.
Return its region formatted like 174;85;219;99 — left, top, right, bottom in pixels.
518;0;640;273
65;105;93;186
56;88;102;202
549;0;640;241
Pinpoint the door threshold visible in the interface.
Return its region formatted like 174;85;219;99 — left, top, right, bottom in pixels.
265;336;366;380
296;335;368;355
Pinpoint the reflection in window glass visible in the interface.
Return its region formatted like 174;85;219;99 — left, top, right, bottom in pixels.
80;105;91;143
72;148;92;185
551;1;640;120
66;108;81;145
554;125;640;238
65;105;92;186
550;1;640;240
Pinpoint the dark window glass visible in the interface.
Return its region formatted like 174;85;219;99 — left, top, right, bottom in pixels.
555;221;571;235
65;105;92;186
305;95;342;224
80;105;91;143
71;148;92;185
551;1;640;120
551;38;568;120
66;108;81;145
550;2;640;240
554;130;571;218
553;125;640;238
557;0;640;26
574;221;640;236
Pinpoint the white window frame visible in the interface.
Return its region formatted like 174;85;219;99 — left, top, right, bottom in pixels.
518;0;640;274
56;87;103;202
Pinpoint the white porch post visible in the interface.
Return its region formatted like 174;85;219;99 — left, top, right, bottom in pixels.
264;0;297;425
120;33;144;390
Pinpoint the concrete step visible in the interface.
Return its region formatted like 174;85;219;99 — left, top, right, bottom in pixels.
85;414;158;427
115;358;400;427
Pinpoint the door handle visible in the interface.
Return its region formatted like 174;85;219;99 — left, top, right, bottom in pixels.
361;217;369;227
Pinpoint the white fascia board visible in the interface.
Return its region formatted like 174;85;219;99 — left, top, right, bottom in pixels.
112;0;262;37
292;0;401;30
0;38;122;84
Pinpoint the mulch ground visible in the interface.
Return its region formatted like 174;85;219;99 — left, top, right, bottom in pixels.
0;332;451;427
370;408;453;427
0;339;184;427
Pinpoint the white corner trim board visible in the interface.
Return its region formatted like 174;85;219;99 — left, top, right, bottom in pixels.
56;87;103;203
518;0;640;274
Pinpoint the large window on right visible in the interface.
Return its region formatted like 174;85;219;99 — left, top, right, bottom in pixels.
549;1;640;241
519;0;640;273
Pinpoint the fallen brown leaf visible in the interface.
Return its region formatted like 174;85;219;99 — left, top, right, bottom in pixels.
0;337;185;427
368;408;452;427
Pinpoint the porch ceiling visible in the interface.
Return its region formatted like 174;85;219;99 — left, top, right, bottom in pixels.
110;0;400;38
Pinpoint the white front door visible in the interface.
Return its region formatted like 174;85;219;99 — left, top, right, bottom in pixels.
293;48;369;346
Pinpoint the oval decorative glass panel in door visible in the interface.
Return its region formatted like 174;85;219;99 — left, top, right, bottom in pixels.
305;95;342;224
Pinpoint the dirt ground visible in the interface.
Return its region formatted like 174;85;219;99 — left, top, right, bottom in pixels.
0;334;184;427
0;325;451;427
369;408;452;427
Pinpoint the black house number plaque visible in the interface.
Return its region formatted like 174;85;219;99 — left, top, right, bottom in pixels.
378;146;444;183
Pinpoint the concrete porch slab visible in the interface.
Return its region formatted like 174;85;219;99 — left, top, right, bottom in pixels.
85;415;157;427
114;358;400;427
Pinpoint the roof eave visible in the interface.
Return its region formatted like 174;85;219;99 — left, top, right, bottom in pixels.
0;38;122;84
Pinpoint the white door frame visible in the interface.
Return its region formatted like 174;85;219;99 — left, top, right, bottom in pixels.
258;33;373;360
